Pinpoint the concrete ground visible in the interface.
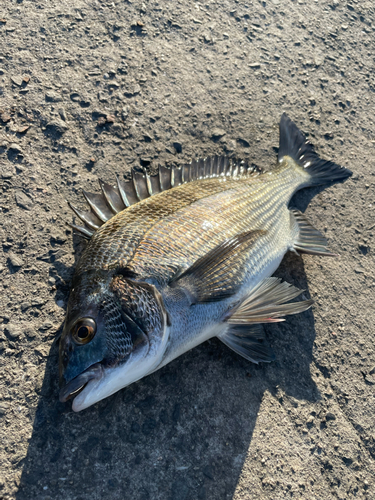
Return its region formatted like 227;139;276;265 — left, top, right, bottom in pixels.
0;1;374;499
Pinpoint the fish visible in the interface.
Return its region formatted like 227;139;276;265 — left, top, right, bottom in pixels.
59;114;352;412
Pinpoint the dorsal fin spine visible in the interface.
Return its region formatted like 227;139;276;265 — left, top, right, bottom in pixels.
69;155;257;239
116;175;130;208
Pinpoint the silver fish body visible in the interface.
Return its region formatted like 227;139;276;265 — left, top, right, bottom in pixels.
59;114;352;411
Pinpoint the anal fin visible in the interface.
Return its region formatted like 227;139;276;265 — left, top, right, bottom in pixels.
292;209;336;256
218;325;275;364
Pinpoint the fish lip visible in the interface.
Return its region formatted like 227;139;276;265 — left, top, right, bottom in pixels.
59;362;104;403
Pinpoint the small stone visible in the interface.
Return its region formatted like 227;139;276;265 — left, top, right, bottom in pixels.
8;143;22;154
110;123;123;135
5;324;22;339
0;402;10;415
11;76;23;86
0;68;6;75
50;231;67;244
0;113;11;123
124;83;141;97
17;125;30;134
46;119;68;135
365;374;375;385
15;190;33;210
211;128;226;140
249;62;261;68
23;76;30;84
70;92;81;102
341;24;349;30
58;108;67;121
21;302;32;312
98;91;108;102
1;166;15;179
326;412;336;421
8;252;24;268
45;91;62;102
31;298;46;307
39;321;53;331
97;116;106;126
106;114;115;123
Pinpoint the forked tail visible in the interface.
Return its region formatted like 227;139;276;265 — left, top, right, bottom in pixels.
278;113;352;186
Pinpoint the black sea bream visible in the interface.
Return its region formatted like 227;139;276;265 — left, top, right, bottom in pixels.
59;114;352;411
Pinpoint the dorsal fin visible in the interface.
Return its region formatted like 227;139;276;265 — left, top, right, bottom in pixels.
68;156;261;238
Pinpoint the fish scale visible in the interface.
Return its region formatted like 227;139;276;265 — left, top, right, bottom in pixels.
76;170;259;273
59;114;352;411
129;161;304;282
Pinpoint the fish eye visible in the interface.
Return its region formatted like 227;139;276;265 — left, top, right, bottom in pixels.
72;318;97;345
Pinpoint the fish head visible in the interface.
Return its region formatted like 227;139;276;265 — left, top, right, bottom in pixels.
59;271;169;412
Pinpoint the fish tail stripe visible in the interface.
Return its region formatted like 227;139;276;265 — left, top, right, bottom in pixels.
291;209;337;256
278;113;352;185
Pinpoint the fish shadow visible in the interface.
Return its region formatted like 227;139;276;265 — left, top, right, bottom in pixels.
15;191;324;500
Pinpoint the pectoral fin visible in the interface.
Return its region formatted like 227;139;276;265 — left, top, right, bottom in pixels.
170;230;266;303
224;277;313;325
218;277;313;363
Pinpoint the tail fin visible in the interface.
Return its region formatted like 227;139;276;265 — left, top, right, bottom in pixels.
278;113;352;185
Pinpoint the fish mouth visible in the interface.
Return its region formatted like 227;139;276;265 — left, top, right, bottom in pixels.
59;362;104;403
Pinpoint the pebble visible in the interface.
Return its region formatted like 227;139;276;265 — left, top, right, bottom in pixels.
8;142;22;154
211;128;226;139
45;91;62;102
15;190;33;210
46;119;68;135
1;167;14;179
11;76;23;86
8;252;24;267
124;84;141;97
121;106;129;121
5;324;22;339
58;108;67;121
21;301;31;312
249;62;261;68
0;68;6;75
70;92;81;102
17;125;30;134
0;402;10;415
1;113;11;123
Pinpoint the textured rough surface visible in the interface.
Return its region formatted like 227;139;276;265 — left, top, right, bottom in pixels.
0;1;374;499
